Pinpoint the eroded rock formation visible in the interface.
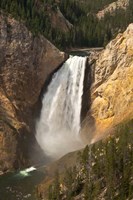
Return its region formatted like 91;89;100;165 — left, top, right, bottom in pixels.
49;8;73;33
83;23;133;143
0;12;65;172
96;0;129;19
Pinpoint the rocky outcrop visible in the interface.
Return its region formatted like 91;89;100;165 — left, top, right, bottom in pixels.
49;8;73;33
83;23;133;142
0;12;65;172
96;0;129;19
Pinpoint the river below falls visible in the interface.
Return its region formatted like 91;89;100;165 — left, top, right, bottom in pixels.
0;167;45;200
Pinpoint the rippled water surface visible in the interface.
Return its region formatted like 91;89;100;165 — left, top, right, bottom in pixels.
0;168;45;200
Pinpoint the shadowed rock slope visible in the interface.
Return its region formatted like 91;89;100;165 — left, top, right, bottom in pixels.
0;12;65;172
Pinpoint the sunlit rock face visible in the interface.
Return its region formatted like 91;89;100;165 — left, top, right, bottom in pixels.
96;0;129;19
83;24;133;142
0;12;65;172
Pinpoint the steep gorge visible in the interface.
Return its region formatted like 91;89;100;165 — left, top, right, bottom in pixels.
0;10;133;176
37;24;133;199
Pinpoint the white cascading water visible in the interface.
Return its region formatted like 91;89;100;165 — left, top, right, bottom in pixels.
36;56;87;159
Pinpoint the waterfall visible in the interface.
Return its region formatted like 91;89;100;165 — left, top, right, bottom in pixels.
36;56;87;159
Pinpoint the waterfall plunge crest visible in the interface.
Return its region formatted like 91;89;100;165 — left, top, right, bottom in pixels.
36;56;87;159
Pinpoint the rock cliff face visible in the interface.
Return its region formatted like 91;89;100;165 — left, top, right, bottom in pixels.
96;0;129;19
83;23;133;143
36;1;73;33
49;8;73;33
0;12;65;172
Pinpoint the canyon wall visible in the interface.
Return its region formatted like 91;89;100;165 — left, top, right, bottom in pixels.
0;12;65;172
82;23;133;143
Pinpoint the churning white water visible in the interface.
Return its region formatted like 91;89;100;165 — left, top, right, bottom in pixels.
15;167;36;177
36;56;87;158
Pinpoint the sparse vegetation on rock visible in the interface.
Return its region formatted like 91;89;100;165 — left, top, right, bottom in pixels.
47;120;133;200
1;0;133;49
